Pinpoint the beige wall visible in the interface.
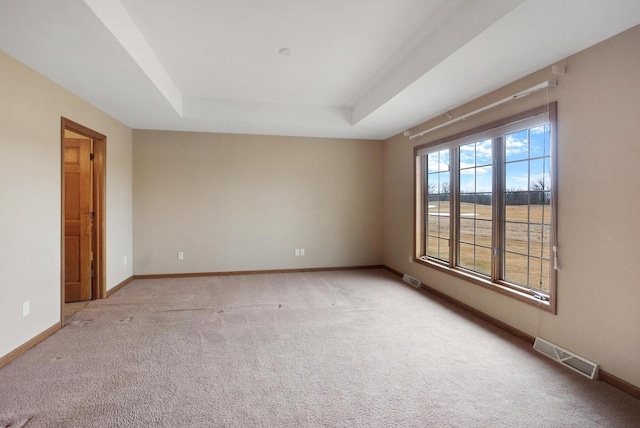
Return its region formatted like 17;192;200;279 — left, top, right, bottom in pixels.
0;50;133;358
133;131;383;274
383;25;640;387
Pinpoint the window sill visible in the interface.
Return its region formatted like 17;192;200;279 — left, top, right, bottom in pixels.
414;257;556;314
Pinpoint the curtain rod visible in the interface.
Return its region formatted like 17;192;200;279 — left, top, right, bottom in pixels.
408;80;557;140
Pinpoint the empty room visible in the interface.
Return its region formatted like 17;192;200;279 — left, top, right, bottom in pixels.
1;0;640;426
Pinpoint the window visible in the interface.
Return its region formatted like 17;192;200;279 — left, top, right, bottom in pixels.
414;104;557;312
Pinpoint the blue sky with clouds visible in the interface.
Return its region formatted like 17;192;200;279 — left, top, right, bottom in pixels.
428;124;550;194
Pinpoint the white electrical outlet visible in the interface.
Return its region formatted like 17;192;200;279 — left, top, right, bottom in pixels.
23;301;30;317
300;249;305;256
124;256;128;266
295;249;300;256
178;252;184;260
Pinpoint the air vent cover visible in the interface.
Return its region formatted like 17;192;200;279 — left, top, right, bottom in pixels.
533;337;599;380
402;274;421;288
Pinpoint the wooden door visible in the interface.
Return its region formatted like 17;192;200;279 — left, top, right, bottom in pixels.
64;138;92;302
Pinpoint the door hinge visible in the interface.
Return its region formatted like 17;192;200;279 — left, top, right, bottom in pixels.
90;269;95;278
90;153;94;161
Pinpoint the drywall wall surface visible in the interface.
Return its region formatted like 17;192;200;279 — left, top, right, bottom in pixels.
103;118;134;291
0;50;133;359
133;131;383;274
383;24;640;388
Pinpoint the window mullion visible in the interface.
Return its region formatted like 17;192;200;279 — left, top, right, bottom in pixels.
492;137;504;282
420;155;428;258
449;147;458;267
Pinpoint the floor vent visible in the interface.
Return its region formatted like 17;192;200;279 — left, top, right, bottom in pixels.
402;274;421;288
533;337;599;380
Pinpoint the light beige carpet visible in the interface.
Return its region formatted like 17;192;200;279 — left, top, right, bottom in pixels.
1;269;638;427
64;301;91;322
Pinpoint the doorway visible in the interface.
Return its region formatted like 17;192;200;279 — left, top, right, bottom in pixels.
61;118;106;325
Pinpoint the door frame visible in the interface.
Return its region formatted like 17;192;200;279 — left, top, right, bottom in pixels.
61;118;106;324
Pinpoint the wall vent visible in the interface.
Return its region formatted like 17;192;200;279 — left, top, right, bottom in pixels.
533;337;599;380
402;274;421;288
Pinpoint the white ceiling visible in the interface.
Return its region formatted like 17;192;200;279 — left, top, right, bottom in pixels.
1;0;639;140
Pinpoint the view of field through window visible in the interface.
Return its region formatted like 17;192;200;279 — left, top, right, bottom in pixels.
426;149;450;262
424;122;551;295
503;125;551;293
459;139;493;276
